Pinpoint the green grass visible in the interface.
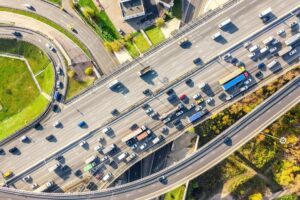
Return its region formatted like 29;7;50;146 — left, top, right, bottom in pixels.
77;0;120;41
66;77;95;100
164;185;186;200
36;62;55;95
0;95;49;140
48;0;61;5
145;26;165;46
171;0;182;19
124;42;140;58
0;57;49;140
133;33;151;53
0;7;91;58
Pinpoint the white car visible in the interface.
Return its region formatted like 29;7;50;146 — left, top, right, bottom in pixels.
223;53;232;61
94;145;103;152
100;156;109;163
243;42;251;49
161;127;168;133
244;78;252;85
149;112;158;118
53;121;61;128
206;97;214;104
46;43;55;52
140;143;147;150
24;4;34;10
193;93;201;100
145;107;153;114
22;175;31;182
102;127;111;135
79;141;87;147
56;81;62;89
20;135;28;142
277;29;285;36
240;85;249;92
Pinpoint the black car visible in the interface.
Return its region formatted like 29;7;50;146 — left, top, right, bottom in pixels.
255;71;263;79
46;134;55;141
166;89;174;95
173;119;181;126
0;148;4;154
142;103;149;109
52;104;59;112
185;78;193;86
55;155;64;162
193;57;202;65
159;176;168;184
143;89;151;95
230;57;238;65
74;169;82;177
13;31;22;37
9;147;18;154
111;109;119;116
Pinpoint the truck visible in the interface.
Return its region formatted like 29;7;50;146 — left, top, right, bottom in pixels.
137;66;152;76
262;36;274;45
102;172;112;181
188;109;208;123
48;163;61;172
117;152;128;162
267;60;279;69
85;155;97;164
151;137;161;145
125;153;137;163
218;18;231;29
259;8;272;18
136;131;149;141
34;181;55;192
278;46;292;57
285;33;300;46
107;79;121;89
102;144;116;155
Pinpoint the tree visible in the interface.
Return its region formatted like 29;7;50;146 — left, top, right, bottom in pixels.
155;17;165;27
110;40;123;52
81;7;95;19
84;67;93;76
124;33;133;42
104;41;113;52
248;192;263;200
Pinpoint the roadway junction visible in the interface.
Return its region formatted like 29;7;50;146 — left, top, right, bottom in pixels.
0;0;299;199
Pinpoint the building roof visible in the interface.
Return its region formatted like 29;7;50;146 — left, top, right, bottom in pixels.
120;0;145;20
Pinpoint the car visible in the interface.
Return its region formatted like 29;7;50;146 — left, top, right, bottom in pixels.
195;105;204;112
277;29;285;36
159;176;168;184
188;103;196;110
130;123;139;130
192;93;201;100
161;127;168;133
149;112;158;118
74;169;82;177
166;89;174;95
193;58;202;65
230;57;238;65
0;148;4;154
22;175;31;182
240;85;249;92
175;110;184;117
8;147;18;154
78;121;87;128
206;97;214;104
31;183;38;189
140;143;147;150
102;127;112;135
131;144;138;150
195;98;204;105
211;32;221;40
243;42;251;49
289;49;297;56
117;28;125;36
173;119;181;126
13;31;22;37
45;135;55;141
258;62;265;70
56;81;62;89
223;53;232;62
142;89;151;95
100;156;109;163
20;135;29;142
111;109;119;116
178;38;191;48
53;121;61;128
185;78;193;85
95;172;104;180
255;71;263;78
179;94;187;101
55;155;64;162
79;140;87;147
52;104;59;112
244;78;252;85
177;103;185;110
24;4;34;10
145;107;153;114
142;103;149;109
46;43;56;52
225;95;233;101
94;145;103;152
248;52;256;59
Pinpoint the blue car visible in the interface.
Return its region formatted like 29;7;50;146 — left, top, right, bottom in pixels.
78;121;86;128
258;63;265;70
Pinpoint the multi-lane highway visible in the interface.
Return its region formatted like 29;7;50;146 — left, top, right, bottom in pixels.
0;74;298;200
0;0;119;73
0;0;299;191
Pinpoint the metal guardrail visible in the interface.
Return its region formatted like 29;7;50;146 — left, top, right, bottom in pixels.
64;0;243;104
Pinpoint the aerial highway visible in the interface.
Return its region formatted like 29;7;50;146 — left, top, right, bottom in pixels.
0;0;119;73
0;74;298;200
0;0;299;191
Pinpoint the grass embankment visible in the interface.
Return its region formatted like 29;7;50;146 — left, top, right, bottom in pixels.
133;33;151;53
145;26;166;46
0;39;54;95
0;7;91;58
164;185;186;200
48;0;62;5
186;67;300;200
0;57;49;140
66;76;94;100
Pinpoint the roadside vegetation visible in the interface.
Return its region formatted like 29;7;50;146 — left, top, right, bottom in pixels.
171;0;183;19
0;57;49;140
48;0;61;5
145;26;166;46
164;185;186;200
186;67;300;200
0;7;91;58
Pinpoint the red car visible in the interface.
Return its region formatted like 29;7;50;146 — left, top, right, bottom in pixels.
95;172;104;180
179;94;187;101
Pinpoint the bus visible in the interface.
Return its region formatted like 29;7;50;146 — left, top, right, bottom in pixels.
285;33;300;46
219;67;246;85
